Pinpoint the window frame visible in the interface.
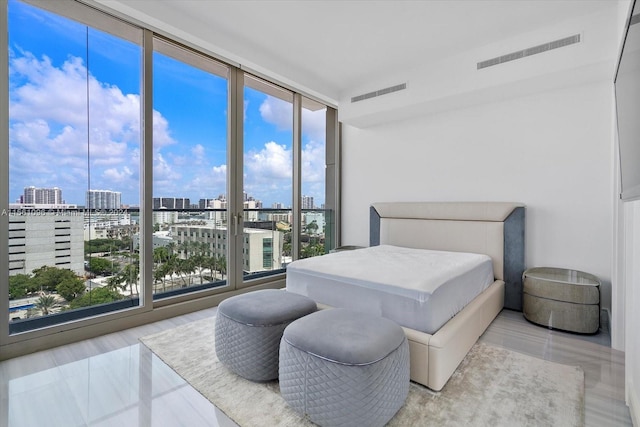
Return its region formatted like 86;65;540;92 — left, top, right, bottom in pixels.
0;0;339;359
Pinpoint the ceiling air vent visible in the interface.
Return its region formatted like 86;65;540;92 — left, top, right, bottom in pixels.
351;83;407;103
477;34;581;70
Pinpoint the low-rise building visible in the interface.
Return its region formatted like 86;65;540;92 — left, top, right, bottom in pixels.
170;223;284;273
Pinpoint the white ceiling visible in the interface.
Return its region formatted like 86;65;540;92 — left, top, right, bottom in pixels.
99;0;624;103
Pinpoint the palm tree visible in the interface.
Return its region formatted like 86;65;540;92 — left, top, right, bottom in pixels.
153;246;169;266
217;255;227;280
121;261;140;296
203;255;218;282
34;294;58;316
153;265;166;292
191;242;209;284
106;273;125;293
179;241;194;259
153;246;170;291
166;242;177;258
176;258;196;286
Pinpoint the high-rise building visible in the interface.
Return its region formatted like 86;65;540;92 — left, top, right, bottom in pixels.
244;193;263;209
23;186;64;205
302;195;314;210
152;197;190;209
152;209;179;226
86;190;122;210
199;198;215;209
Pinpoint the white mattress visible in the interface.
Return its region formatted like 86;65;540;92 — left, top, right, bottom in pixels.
285;245;495;334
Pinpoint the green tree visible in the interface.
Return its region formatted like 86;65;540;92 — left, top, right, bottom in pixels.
85;238;127;254
87;257;114;276
153;246;169;266
121;235;133;252
163;254;179;288
202;255;218;282
121;260;140;296
282;242;292;257
153;263;168;292
33;295;59;316
301;243;325;259
305;220;319;235
31;266;81;293
56;278;86;302
8;274;34;299
190;242;209;284
108;260;140;296
179;241;195;259
166;241;177;256
176;257;195;286
106;274;126;293
69;287;124;309
217;255;227;279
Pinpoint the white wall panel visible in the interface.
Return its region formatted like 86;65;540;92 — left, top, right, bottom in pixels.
341;81;614;311
624;200;640;424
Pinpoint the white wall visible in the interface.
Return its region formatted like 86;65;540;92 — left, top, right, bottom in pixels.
339;5;623;128
624;201;640;425
341;80;615;311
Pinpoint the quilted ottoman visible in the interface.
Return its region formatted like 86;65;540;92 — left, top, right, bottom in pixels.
215;289;317;381
279;308;410;427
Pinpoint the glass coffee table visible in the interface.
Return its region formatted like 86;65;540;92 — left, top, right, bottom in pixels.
522;267;600;334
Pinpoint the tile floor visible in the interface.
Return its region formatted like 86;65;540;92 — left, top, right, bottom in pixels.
0;308;633;426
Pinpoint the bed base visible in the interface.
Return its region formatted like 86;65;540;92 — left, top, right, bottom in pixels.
313;201;523;391
317;279;503;391
406;279;504;391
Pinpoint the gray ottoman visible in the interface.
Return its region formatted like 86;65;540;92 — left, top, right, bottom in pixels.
215;289;316;381
279;308;410;427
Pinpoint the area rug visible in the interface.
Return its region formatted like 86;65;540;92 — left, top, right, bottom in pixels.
140;317;585;426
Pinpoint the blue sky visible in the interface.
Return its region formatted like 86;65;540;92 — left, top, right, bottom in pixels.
7;0;326;208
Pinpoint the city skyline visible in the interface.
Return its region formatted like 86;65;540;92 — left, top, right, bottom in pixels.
8;0;326;209
13;184;319;210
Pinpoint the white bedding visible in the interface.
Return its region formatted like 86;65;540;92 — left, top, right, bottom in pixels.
285;245;495;334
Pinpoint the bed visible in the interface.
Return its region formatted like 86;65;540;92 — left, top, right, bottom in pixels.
285;201;525;391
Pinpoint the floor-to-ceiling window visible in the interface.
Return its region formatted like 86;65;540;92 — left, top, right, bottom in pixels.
152;37;230;298
242;75;293;280
301;97;329;257
6;0;143;332
1;0;338;354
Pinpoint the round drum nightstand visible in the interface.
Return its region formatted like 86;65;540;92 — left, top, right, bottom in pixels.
522;267;600;334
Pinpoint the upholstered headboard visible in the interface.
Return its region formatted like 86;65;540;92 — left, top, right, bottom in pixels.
370;202;525;311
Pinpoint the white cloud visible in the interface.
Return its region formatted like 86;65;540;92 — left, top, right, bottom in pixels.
190;144;207;165
302;139;326;183
9;49;325;206
154;152;181;182
259;95;327;141
9;49;176;201
245;141;292;181
242;141;294;205
259;96;292;131
152;110;175;148
182;164;227;199
192;144;205;159
10;51;89;125
103;166;133;183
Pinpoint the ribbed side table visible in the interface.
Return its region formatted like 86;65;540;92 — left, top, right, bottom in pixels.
522;267;600;334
